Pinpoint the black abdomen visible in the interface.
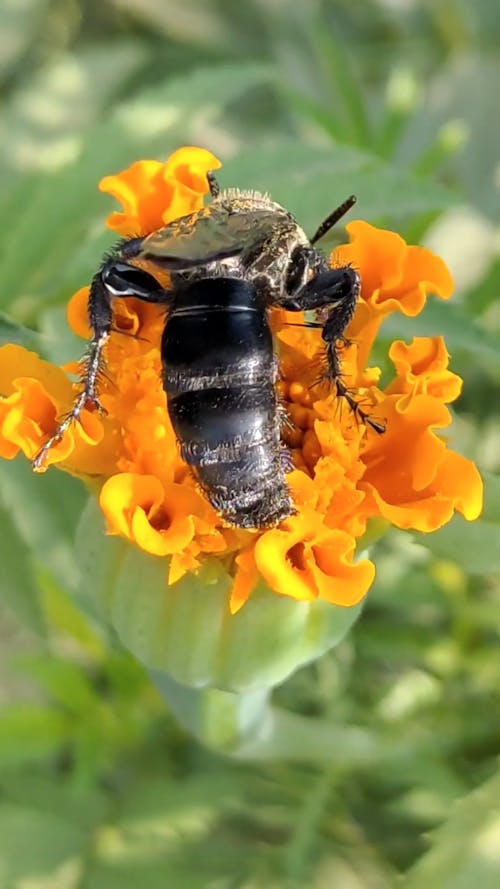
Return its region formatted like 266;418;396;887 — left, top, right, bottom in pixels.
162;277;293;528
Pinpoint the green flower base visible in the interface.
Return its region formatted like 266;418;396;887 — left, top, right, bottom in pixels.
75;498;364;693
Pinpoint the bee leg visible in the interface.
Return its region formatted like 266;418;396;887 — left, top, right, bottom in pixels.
207;170;221;199
279;266;385;434
32;272;113;470
33;259;171;470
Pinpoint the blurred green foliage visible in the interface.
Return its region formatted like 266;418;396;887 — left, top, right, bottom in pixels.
1;0;500;885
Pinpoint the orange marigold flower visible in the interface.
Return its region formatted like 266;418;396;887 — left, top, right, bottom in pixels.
0;147;483;617
100;146;221;236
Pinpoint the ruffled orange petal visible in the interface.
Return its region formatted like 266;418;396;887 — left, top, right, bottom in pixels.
0;377;68;461
334;221;454;316
386;337;462;402
307;536;375;606
160;146;221;224
0;344;74;404
100;473;217;556
100;160;172;237
333;222;454;368
312;458;369;538
0;345;105;467
230;547;260;614
253;512;374;607
430;449;483;522
361;393;482;531
99;147;221;237
67;286;91;339
168;550;201;585
364;451;482;532
362;395;450;492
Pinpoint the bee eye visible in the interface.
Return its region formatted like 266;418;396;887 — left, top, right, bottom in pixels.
285;248;309;295
103;262;161;297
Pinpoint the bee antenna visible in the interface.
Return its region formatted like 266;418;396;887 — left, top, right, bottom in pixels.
310;195;357;245
207;170;221;199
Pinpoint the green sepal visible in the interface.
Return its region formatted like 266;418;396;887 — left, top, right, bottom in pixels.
75;498;364;692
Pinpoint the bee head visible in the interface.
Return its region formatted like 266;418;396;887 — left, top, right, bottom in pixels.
284;244;326;299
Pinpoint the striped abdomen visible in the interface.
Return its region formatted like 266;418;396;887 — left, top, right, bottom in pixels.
162;277;293;529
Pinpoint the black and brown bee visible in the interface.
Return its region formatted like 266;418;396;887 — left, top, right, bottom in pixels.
33;170;384;529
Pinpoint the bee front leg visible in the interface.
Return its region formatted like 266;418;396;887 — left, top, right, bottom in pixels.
33;259;170;470
279;266;385;434
32;271;113;470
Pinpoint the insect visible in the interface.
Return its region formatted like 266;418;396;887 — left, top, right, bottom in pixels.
32;170;384;529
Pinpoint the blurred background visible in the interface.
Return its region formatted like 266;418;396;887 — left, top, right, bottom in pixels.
0;0;499;886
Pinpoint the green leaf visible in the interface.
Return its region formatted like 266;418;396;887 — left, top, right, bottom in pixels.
0;803;85;887
479;470;500;524
0;0;49;79
0;312;39;347
405;769;500;888
2;772;107;830
85;771;251;889
0;501;45;634
418;516;500;575
308;23;372;147
120;62;272;138
397;56;500;221
464;256;500;315
221;142;455;234
16;655;99;714
0;457;86;592
38;305;83;366
0;42;149;175
0;705;69;767
0;62;273;309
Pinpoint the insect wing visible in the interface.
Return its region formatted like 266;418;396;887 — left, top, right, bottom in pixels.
140;205;282;270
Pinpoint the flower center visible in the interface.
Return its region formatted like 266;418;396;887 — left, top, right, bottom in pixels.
287;542;307;571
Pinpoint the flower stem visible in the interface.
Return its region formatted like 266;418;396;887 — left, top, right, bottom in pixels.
151;671;379;766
